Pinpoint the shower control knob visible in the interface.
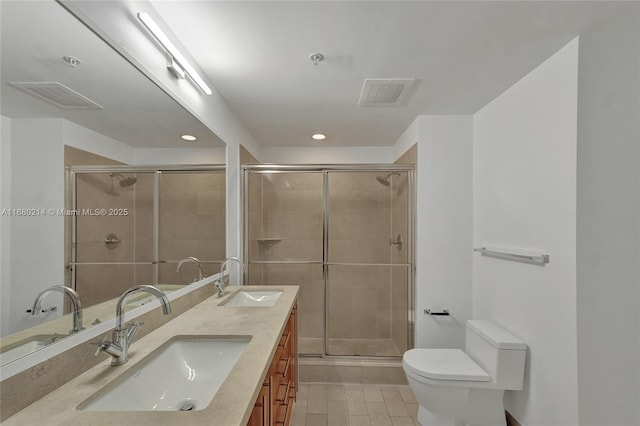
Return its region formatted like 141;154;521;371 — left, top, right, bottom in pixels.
104;233;121;250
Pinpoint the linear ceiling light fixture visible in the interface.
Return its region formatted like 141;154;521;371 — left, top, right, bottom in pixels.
137;12;212;95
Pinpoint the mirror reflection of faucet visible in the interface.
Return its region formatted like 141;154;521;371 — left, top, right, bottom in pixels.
29;285;83;334
176;256;204;282
94;285;171;366
215;257;244;297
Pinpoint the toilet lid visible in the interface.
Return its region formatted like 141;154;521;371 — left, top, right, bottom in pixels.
403;349;490;382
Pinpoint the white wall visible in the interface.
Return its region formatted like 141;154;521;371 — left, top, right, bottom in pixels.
5;117;137;336
392;119;419;162
260;146;394;164
62;120;134;164
576;11;640;426
131;147;225;165
1;116;12;337
9;119;66;335
473;38;579;425
399;116;473;349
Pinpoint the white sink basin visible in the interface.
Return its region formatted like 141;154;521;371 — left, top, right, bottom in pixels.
1;334;63;364
79;336;250;411
220;290;282;307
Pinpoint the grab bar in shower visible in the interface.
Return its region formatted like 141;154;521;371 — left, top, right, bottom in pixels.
473;246;550;265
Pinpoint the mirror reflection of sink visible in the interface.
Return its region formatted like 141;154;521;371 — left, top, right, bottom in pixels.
78;336;250;411
220;290;283;307
126;291;175;308
0;334;63;364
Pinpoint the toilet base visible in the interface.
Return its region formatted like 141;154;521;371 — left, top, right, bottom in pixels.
416;389;507;426
418;405;455;425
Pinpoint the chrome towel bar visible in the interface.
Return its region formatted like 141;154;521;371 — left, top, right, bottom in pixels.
473;246;550;265
425;309;450;316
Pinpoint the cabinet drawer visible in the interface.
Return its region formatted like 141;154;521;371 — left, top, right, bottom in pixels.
279;331;291;349
275;402;289;425
276;381;290;403
276;355;291;377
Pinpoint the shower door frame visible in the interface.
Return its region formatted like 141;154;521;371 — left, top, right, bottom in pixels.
242;164;416;360
66;164;226;294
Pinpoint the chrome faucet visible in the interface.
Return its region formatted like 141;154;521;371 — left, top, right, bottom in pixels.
31;285;83;334
94;285;171;366
176;256;204;282
215;256;244;297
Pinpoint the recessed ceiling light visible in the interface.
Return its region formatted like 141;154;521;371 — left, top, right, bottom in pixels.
181;134;197;142
312;133;326;141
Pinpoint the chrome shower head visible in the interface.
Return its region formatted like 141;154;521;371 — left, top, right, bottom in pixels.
375;172;400;187
376;175;391;186
110;173;137;187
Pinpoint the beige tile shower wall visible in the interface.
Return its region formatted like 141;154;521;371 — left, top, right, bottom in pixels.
262;173;323;261
241;146;263;284
65;146;122;167
328;172;391;264
158;172;226;284
390;172;409;351
239;144;259;164
391;144;416;352
65;146;136;309
132;173;154;286
245;169;407;346
328;172;393;341
250;173;325;343
74;176;136;306
246;172;265;284
328;265;391;339
263;263;324;341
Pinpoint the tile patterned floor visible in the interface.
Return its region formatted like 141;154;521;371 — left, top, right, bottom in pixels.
291;383;419;426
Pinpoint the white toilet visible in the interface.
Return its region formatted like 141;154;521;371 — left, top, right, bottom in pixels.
403;320;526;426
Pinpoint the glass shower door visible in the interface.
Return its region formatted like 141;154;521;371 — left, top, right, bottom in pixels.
245;171;325;355
325;171;411;357
72;171;155;308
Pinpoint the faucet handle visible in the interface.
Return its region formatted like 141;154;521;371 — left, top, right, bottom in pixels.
92;336;111;357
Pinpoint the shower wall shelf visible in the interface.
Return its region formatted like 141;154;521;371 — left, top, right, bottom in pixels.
473;246;550;265
256;238;283;243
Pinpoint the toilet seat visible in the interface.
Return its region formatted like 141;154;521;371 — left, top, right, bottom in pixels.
403;349;490;382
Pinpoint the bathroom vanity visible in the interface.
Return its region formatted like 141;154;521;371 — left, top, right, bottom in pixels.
2;285;299;425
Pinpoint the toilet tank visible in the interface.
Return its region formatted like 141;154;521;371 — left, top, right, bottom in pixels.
465;320;526;390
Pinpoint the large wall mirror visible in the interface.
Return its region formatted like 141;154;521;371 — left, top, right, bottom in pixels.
0;0;226;366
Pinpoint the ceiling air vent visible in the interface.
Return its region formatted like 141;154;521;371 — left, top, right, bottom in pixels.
8;82;103;110
358;78;416;107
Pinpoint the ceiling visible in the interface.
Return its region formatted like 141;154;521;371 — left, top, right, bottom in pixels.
149;0;632;147
0;0;224;148
2;1;634;150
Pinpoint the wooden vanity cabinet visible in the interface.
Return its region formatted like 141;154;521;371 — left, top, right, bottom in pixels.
248;303;297;426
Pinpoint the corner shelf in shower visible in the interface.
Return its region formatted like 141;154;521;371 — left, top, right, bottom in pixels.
256;238;283;244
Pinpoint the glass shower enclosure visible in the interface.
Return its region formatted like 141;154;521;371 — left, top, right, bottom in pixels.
243;165;414;358
66;165;225;309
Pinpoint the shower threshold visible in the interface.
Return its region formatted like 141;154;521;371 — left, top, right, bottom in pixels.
298;354;407;384
299;337;402;358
